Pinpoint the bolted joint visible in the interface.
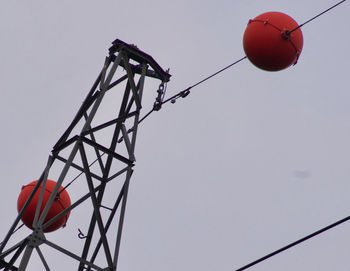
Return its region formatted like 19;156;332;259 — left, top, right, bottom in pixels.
28;228;46;247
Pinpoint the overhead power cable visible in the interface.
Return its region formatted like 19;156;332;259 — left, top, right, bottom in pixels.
161;56;247;106
288;0;347;34
235;215;350;270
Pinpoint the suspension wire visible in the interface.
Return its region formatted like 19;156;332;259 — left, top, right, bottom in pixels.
235;215;350;271
162;56;247;105
138;108;155;125
189;56;248;90
288;0;347;34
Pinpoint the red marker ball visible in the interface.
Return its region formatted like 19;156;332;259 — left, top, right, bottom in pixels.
17;179;71;233
243;11;303;71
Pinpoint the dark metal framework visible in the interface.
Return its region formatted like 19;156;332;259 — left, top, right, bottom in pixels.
0;39;170;271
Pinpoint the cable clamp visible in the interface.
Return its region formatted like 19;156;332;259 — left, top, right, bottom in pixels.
171;88;191;104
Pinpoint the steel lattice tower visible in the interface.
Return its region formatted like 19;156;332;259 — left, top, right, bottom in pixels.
0;39;170;271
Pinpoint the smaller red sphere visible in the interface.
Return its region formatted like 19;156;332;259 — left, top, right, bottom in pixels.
243;11;303;71
17;180;71;233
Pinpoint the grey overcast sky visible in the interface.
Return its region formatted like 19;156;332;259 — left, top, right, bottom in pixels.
1;1;350;270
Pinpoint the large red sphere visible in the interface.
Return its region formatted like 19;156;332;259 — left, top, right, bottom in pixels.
243;11;303;71
17;180;71;233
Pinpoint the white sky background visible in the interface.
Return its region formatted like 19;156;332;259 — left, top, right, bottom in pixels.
0;0;350;270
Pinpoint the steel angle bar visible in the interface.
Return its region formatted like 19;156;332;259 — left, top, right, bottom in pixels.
81;137;133;166
107;166;131;182
6;244;27;271
107;74;128;91
37;143;80;227
43;240;103;271
78;210;98;271
0;259;18;271
117;80;131;122
81;111;138;137
52;135;80;154
17;245;34;271
42;184;104;231
35;246;50;271
0;239;27;259
130;64;146;153
136;63;147;101
119;64;146;147
79;143;113;268
99;57;109;91
122;57;142;110
124;93;137;117
33;156;54;228
124;65;147;116
77;184;109;270
1;239;28;271
99;53;123;93
80;53;122;136
118;61;163;80
88;175;128;268
78;212;98;271
99;205;113;212
82;112;105;178
55;155;104;182
113;168;132;267
130;112;141;154
121;124;135;161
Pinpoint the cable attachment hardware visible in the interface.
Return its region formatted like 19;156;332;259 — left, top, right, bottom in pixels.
153;69;169;111
153;82;165;111
171;88;191;104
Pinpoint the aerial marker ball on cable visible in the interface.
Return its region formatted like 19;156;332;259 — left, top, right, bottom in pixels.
243;11;303;71
17;179;71;232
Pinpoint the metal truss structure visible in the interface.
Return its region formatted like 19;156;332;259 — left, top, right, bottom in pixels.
0;39;170;271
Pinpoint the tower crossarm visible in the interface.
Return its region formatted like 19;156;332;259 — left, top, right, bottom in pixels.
109;39;171;82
